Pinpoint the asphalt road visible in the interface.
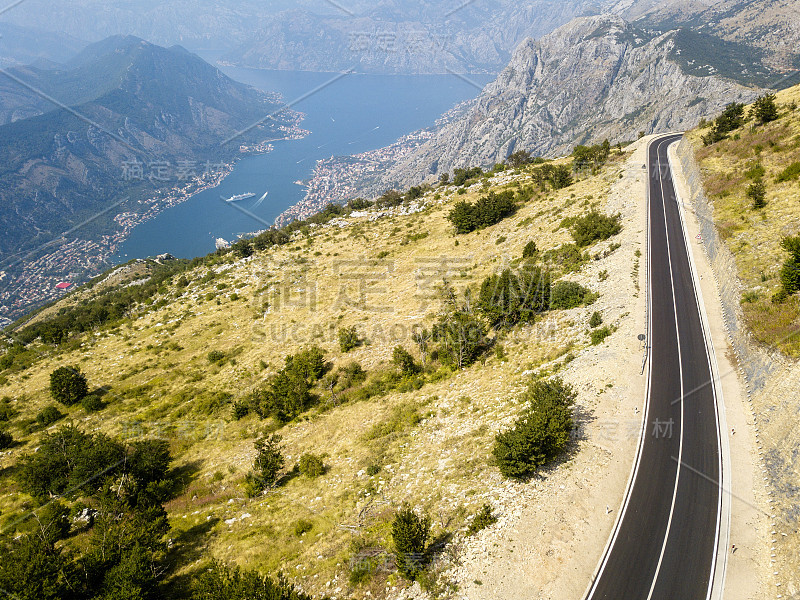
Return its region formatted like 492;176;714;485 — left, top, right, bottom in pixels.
585;134;723;599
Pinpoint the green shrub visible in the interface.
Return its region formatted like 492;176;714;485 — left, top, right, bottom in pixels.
338;326;360;353
571;211;622;247
779;235;800;295
467;504;498;536
0;430;12;449
49;366;88;406
589;311;603;328
392;506;431;580
452;166;483;186
432;310;488;369
192;561;319;599
550;281;596;310
522;241;538;259
744;163;765;180
447;190;517;234
702;102;745;145
492;378;576;479
541;243;587;274
207;350;227;364
749;93;779;124
775;161;800;183
747;179;767;209
294;519;313;537
36;404;65;426
298;453;326;478
590;326;613;346
80;394;106;412
248;434;284;493
16;425;137;501
366;464;381;476
231;400;250;420
477;267;551;327
392;346;419;375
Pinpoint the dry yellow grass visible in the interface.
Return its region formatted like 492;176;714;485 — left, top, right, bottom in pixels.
689;83;800;356
0;150;630;597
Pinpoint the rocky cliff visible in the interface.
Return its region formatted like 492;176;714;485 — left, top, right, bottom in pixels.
376;14;763;188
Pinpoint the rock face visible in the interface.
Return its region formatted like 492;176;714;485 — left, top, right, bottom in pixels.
377;15;763;188
222;0;632;74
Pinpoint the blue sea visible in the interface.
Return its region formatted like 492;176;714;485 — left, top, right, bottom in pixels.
112;68;492;261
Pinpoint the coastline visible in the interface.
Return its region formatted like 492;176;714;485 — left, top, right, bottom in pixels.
0;125;309;330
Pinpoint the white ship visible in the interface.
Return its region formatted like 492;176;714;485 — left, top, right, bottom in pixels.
225;192;256;202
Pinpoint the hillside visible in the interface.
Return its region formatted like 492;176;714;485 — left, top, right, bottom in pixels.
674;83;800;596
0;35;301;325
0;139;666;598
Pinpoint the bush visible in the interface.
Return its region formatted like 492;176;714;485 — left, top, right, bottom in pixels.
776;161;800;183
231;400;250;420
452;166;483;186
392;346;419;375
81;394;106;412
248;434;284;493
749;93;779;124
589;311;603;328
506;150;534;167
192;561;319;600
702;102;745;145
49;366;88;406
747;179;767;209
522;241;538;259
541;243;587;274
338;326;360;353
779;235;800;295
447;190;517;234
294;519;313;536
36;404;65;426
492;378;576;479
298;453;326;478
571;211;622;247
432;310;488;369
0;430;12;449
477;267;550;327
392;506;431;580
207;350;227;364
572;140;611;171
16;425;127;501
590;326;614;346
550;280;596;310
467;504;497;536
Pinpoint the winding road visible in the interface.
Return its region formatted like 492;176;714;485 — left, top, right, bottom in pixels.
585;134;727;599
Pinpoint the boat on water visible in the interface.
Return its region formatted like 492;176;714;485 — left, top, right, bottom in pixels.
225;192;256;202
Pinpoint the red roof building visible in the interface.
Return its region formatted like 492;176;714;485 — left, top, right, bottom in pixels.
55;282;72;290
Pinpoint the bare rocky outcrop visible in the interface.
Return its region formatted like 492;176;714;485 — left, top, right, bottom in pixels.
377;14;762;189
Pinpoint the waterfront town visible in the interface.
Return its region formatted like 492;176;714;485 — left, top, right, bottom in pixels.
0;123;309;329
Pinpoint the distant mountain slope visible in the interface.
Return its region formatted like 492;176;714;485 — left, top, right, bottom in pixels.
0;35;296;259
369;15;764;189
0;22;86;68
221;0;622;74
632;0;800;72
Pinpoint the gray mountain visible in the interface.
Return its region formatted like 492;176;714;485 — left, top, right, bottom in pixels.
0;22;86;68
373;14;765;188
0;35;296;259
222;1;626;74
